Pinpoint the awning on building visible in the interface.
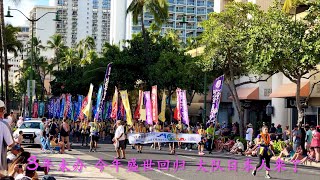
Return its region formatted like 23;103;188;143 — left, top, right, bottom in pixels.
269;81;310;98
228;87;259;100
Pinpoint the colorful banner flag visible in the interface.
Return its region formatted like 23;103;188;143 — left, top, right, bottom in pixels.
174;89;181;121
134;90;143;119
76;95;82;119
120;90;133;125
67;97;73;119
107;101;112;119
49;99;54;118
94;85;103;119
38;102;45;117
96;63;112;121
144;91;152;125
64;94;71;119
180;90;189;126
32;101;38;118
55;98;60;118
159;91;166;122
60;95;65;119
140;92;146;121
110;87;118;119
151;86;158;123
82;84;94;120
79;96;88;120
209;75;225;123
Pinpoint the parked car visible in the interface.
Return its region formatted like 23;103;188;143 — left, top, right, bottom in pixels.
13;120;42;145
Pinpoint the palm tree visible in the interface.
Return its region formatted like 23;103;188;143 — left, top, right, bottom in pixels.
5;25;23;57
126;0;169;41
47;34;67;70
77;36;96;65
60;48;80;71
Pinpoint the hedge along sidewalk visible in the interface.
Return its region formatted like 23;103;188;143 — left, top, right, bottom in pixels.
270;156;320;168
25;148;150;180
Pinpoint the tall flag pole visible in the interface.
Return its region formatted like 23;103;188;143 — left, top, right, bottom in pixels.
95;63;112;120
151;85;158;123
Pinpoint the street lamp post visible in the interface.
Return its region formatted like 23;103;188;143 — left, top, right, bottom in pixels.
5;6;60;117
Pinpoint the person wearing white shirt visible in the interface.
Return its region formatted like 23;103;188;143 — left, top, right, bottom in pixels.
16;117;24;128
246;123;254;149
113;120;126;159
0;100;14;175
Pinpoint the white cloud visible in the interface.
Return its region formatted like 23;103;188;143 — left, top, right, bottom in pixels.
4;0;38;27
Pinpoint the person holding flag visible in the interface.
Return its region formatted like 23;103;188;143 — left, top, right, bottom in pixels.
153;121;162;150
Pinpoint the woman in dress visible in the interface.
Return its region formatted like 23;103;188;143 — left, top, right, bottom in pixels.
310;126;320;162
252;126;274;179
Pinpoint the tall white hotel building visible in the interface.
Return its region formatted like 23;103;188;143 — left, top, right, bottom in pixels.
54;0;111;52
110;0;214;45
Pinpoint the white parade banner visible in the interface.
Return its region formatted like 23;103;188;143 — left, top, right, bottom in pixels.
127;132;201;144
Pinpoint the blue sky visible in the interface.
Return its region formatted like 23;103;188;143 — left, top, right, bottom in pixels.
5;0;54;26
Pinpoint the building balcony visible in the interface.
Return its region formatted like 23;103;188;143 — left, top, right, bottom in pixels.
176;25;184;28
187;17;196;21
169;6;175;11
187;0;195;6
197;10;206;14
187;25;196;29
197;1;205;6
168;0;175;4
177;0;185;5
187;9;195;13
176;8;186;13
207;8;214;13
207;1;213;7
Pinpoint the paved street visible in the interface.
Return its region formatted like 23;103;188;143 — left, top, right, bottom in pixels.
27;140;320;180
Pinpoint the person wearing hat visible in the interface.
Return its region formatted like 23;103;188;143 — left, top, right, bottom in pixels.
0;100;15;174
246;123;253;150
7;145;23;164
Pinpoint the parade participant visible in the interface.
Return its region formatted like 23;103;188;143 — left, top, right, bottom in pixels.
135;121;146;153
113;120;126;159
205;122;215;154
109;121;115;140
73;120;81;143
283;125;290;141
169;123;177;155
80;120;90;147
185;125;194;151
149;124;155;149
198;136;206;155
177;121;183;149
292;125;302;152
252;126;274;179
154;121;162;150
89;119;100;152
60;119;71;151
48;119;59;138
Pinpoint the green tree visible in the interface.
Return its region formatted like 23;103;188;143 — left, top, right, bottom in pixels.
127;0;169;39
201;2;269;137
47;34;67;70
247;2;320;123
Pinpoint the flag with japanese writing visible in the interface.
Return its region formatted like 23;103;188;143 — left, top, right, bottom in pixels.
82;84;94;120
94;85;103;120
159;90;166;122
209;75;224;122
110;87;118;119
49;99;54;118
76;95;82;119
32;101;38;118
134;90;143;119
144;91;152;125
64;94;71;119
107;101;112;119
174;89;181;121
55;98;60;118
151;86;158;123
60;95;65;119
67;96;73;119
180;90;189;126
38;102;45;117
120;90;133;125
79;96;88;120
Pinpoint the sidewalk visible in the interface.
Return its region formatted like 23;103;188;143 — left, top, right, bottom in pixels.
26;148;150;180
